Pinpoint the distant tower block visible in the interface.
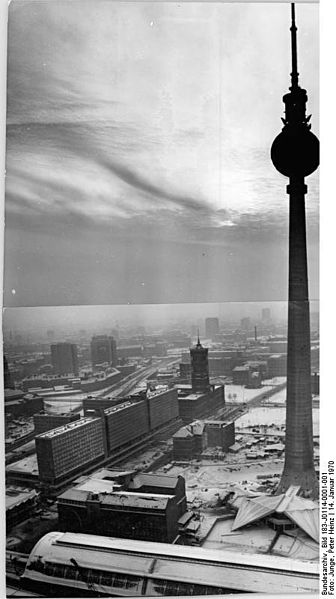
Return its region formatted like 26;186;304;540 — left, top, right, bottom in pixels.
190;337;210;393
262;308;271;322
205;317;219;339
271;4;319;498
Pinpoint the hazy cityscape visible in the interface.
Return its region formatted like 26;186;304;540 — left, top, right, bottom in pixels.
3;301;320;595
3;0;321;597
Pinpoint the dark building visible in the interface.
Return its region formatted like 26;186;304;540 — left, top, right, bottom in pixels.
90;335;117;367
232;365;250;386
173;421;206;460
57;470;187;543
50;343;79;376
104;401;150;454
190;338;210;393
4;354;14;389
147;388;179;430
5;391;44;417
205;420;235;451
177;384;225;423
311;372;319;395
179;362;191;381
205;317;219;339
36;417;106;486
267;354;287;377
173;419;234;459
6;487;39;531
33;412;80;435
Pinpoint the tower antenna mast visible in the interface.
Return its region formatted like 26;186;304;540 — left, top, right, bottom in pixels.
290;3;299;91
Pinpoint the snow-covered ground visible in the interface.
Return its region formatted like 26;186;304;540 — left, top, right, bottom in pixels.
263;387;287;404
262;377;287;386
224;384;273;404
236;406;319;434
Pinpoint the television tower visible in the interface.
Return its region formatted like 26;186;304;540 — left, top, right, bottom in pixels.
271;4;319;498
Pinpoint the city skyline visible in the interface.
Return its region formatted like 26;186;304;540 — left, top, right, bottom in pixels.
2;300;320;338
4;1;318;307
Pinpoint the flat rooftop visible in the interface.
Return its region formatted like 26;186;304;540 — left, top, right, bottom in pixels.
6;487;38;510
6;454;39;476
36;416;101;439
104;400;137;415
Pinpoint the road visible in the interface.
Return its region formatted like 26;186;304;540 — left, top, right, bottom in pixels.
96;357;179;398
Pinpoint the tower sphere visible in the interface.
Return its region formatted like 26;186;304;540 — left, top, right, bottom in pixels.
271;126;319;179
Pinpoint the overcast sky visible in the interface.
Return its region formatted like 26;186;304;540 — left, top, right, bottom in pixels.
3;1;319;307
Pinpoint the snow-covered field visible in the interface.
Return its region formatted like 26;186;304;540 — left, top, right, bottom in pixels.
236;406;319;434
224;384;273;404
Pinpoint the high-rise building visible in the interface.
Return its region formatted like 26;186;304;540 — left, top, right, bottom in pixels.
271;5;319;498
261;308;271;322
36;417;106;485
90;335;117;366
50;343;79;376
190;338;210;393
240;317;251;331
205;317;219;339
46;329;55;341
3;355;14;389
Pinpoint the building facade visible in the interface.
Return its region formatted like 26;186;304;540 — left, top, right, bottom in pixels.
57;471;187;543
173;421;206;460
50;343;79;376
205;318;219;339
90;335;117;367
177;384;225;423
36;418;106;486
190;339;210;393
205;421;235;451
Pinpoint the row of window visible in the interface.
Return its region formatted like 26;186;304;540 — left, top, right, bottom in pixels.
25;561;238;595
149;579;235;596
26;560;142;591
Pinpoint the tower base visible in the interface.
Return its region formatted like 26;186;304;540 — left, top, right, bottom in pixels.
276;468;319;500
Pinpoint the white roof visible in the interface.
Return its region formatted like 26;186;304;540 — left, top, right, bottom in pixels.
232;492;319;542
29;531;318;574
24;532;318;594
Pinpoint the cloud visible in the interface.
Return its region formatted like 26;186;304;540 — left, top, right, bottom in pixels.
4;1;319;307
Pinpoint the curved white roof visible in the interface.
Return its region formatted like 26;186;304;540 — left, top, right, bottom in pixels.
25;531;319;594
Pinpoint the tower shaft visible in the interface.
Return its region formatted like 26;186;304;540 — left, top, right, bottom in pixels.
277;177;318;497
